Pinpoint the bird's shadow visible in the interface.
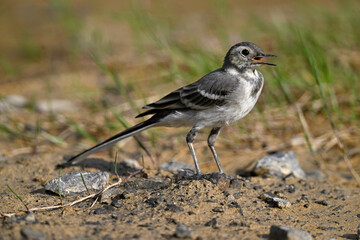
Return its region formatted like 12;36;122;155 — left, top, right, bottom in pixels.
56;157;139;177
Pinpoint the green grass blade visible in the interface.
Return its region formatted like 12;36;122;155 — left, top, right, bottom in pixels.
7;184;29;212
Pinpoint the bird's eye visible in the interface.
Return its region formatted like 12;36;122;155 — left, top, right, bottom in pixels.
242;49;250;56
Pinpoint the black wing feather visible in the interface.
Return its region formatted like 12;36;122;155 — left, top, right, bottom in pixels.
137;69;239;117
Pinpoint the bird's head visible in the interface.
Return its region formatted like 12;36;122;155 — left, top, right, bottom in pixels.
223;42;276;70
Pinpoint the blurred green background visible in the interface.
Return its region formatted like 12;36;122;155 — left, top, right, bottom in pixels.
1;0;360;175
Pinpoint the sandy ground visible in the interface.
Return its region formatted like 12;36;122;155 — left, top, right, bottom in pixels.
1;139;359;239
1;1;360;239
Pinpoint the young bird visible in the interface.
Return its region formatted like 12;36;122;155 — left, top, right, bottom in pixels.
67;42;276;174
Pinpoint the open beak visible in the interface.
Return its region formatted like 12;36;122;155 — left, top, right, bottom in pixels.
251;53;277;66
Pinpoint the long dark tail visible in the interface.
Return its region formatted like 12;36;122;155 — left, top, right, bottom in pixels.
67;117;159;164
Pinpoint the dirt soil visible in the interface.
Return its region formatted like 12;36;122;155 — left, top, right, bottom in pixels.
1;0;360;239
1;149;360;239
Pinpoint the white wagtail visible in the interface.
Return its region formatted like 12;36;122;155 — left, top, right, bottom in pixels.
67;42;276;174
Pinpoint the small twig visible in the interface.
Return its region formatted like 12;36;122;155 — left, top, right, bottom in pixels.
0;210;7;217
1;179;123;218
1;168;145;218
89;168;143;208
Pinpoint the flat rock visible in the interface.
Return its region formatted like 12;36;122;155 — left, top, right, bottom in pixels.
20;228;47;240
36;99;78;113
159;160;194;174
269;225;312;240
253;151;306;178
45;171;109;196
260;192;291;209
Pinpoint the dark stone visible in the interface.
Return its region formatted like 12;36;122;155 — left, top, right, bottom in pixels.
165;204;184;213
260;192;291;209
205;218;217;228
314;200;329;206
286;184;297;193
317;226;338;232
45;171;109;196
167;218;177;224
269;225;312;240
173;223;193;238
233;192;241;199
333;205;344;211
138;223;151;227
84;221;102;225
100;187;121;204
336;195;349;200
111;198;123;208
212;207;224;213
145;197;164;208
253;185;263;191
229;179;244;189
20;228;47;240
119;191;136;199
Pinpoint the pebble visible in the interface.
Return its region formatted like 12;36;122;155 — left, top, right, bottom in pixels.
332;205;343;211
100;187;121;204
317;226;338;232
212;207;224;213
4;94;28;108
205;218;217;228
159;160;194;174
145;197;164;208
45;171;109;196
358;224;360;240
35;99;78;113
20;228;47;240
336;195;349;200
253;151;306;178
122;158;142;170
260;192;291;209
269;225;312;240
165;204;184;213
173;223;193;238
25;213;36;224
314;200;329;206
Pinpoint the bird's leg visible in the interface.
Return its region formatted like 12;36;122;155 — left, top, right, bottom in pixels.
208;127;224;173
186;127;201;175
